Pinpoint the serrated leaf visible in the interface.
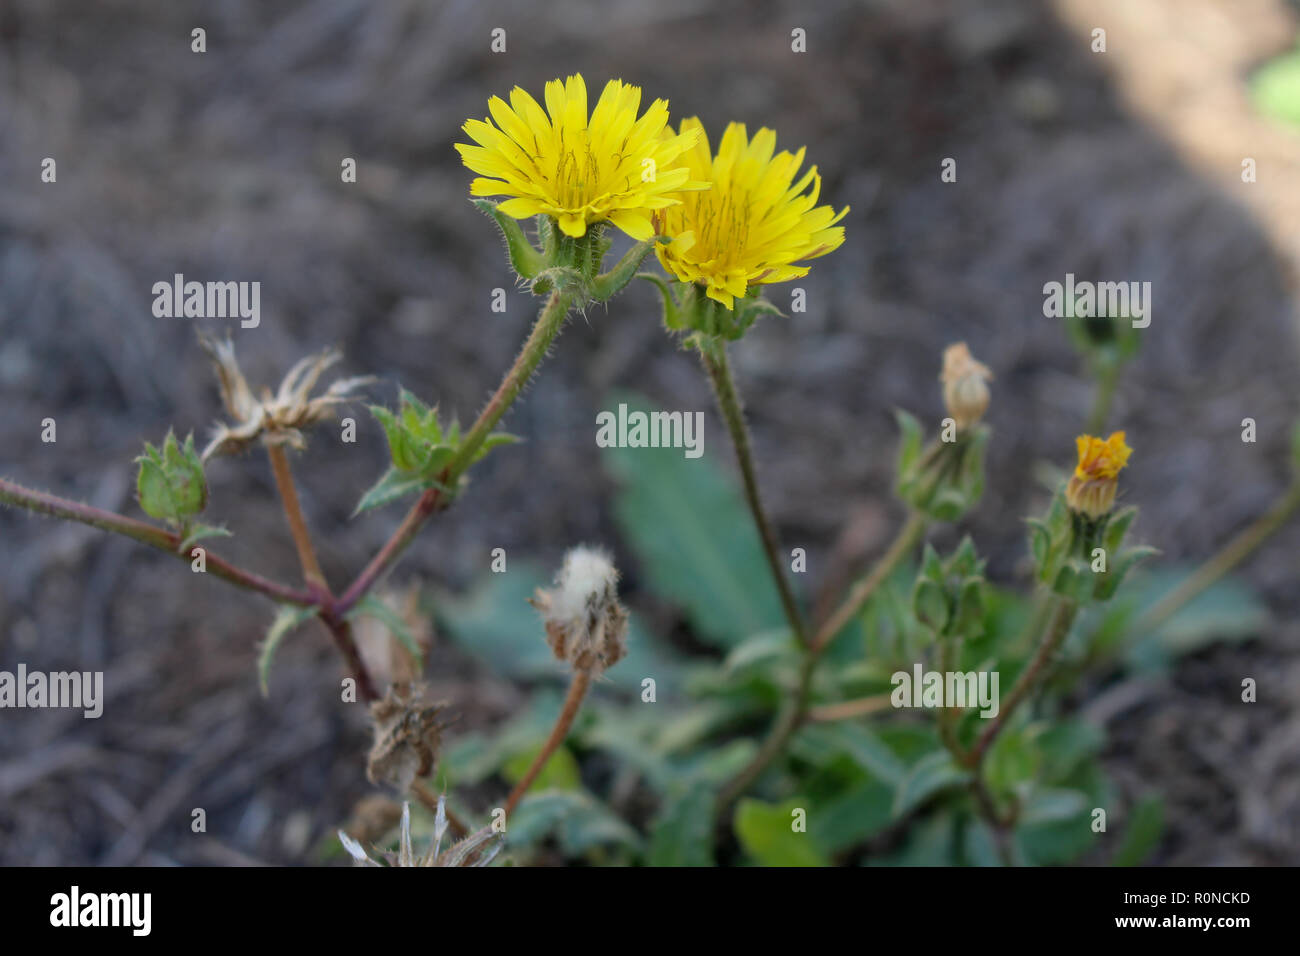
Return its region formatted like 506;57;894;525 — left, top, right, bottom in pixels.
259;604;320;695
346;593;424;667
178;522;233;554
353;467;431;516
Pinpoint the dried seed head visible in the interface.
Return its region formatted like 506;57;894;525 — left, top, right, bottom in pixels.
365;681;446;793
531;546;629;674
199;335;373;460
337;798;503;868
940;342;993;431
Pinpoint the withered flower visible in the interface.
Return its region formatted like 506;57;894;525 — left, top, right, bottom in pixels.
338;798;502;868
199;336;373;460
366;681;446;793
530;546;629;674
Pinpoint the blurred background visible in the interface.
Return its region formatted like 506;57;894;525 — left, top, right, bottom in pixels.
1;0;1299;865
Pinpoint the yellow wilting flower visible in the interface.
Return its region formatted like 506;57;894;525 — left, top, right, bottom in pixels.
1066;431;1132;518
654;118;849;309
455;74;707;240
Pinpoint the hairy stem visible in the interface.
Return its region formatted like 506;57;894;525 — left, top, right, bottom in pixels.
699;342;807;646
717;653;816;814
266;445;377;700
716;510;929;815
267;444;328;592
503;668;592;820
813;511;928;652
968;596;1078;768
0;476;316;606
337;290;572;614
1135;480;1300;636
1084;358;1121;435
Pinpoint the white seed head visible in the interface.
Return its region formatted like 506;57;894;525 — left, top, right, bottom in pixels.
532;546;629;674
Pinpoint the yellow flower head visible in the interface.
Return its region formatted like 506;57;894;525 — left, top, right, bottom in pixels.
653;118;849;309
1066;431;1131;518
1073;431;1132;481
456;74;707;241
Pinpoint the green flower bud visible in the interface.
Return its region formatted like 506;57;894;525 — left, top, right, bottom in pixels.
136;431;208;523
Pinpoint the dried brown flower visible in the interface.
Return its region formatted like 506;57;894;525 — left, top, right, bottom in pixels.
199;335;373;460
365;681;446;793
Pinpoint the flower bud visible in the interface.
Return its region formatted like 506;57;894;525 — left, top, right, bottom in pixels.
1065;431;1132;519
531;546;629;674
136;430;208;523
940;343;992;431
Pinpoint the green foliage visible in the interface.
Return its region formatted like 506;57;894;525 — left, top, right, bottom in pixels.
136;430;208;526
1111;795;1165;866
894;411;988;521
603;393;786;649
734;798;828;866
357;387;516;515
258;604;320;696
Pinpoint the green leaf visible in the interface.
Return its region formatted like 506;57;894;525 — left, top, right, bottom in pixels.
502;744;581;792
353;466;430;516
345;593;424;667
506;791;641;857
1123;566;1268;669
1020;788;1088;826
733;798;828;867
648;781;715;866
1111;795;1164;866
258;604;320;696
604;392;786;649
796;724;908;787
892;750;969;818
178;522;232;554
808;779;894;852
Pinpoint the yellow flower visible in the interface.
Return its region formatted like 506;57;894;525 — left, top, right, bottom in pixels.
455;74;707;240
1066;431;1132;518
654;118;848;309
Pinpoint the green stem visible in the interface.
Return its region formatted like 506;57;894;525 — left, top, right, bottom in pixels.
1135;479;1300;635
813;512;928;652
716;512;928;814
699;341;807;647
968;595;1079;768
1084;359;1121;435
336;290;572;614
